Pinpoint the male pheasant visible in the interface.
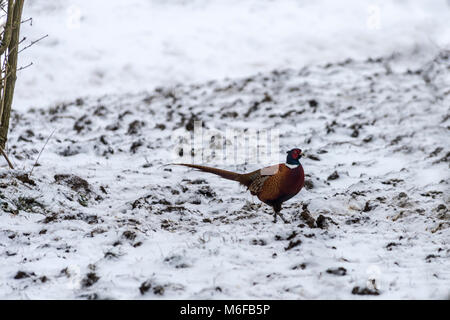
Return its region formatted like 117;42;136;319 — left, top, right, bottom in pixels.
174;148;305;223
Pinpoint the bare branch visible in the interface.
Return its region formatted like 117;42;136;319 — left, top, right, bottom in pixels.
0;60;33;81
18;34;47;54
21;16;32;25
16;60;32;71
29;129;56;176
0;145;13;169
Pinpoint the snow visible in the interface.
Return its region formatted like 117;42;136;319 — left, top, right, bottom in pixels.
16;0;450;111
0;0;449;300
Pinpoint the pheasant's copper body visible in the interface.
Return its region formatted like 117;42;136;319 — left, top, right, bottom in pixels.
174;148;305;223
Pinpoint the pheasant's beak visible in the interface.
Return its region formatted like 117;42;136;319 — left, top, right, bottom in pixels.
299;150;305;158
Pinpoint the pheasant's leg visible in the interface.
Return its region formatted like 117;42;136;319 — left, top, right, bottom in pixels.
277;212;288;223
272;203;288;223
272;203;280;223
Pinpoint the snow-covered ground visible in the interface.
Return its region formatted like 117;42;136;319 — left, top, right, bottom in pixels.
16;0;450;111
0;0;448;300
0;50;449;299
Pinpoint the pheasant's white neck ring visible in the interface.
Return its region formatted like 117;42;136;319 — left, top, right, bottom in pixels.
286;163;300;169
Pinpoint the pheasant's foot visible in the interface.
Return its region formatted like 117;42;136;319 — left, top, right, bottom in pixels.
273;211;289;224
278;212;289;224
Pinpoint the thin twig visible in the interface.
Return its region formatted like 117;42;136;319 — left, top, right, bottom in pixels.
18;34;47;54
0;61;32;82
17;61;32;71
21;17;32;25
29;128;56;176
0;144;13;169
17;35;26;47
0;1;7;14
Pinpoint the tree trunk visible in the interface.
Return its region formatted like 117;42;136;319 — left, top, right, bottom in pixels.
0;0;25;149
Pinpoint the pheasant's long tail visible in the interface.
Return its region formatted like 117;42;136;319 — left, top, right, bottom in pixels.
173;163;246;184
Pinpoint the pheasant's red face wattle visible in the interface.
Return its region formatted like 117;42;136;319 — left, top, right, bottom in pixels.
293;149;301;159
288;148;303;160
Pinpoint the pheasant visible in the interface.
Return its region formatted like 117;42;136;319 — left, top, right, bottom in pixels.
173;148;305;223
